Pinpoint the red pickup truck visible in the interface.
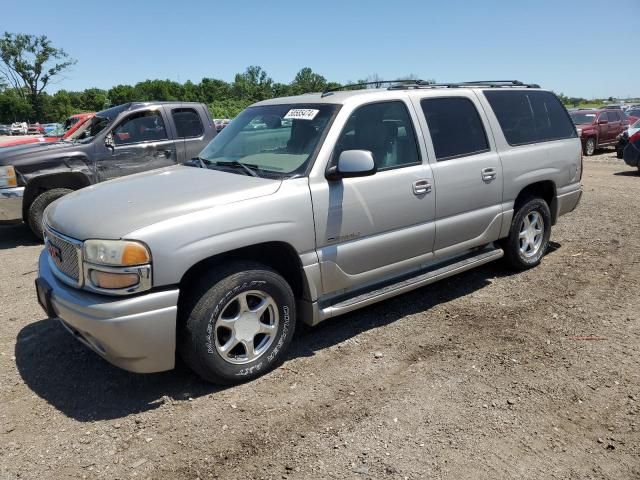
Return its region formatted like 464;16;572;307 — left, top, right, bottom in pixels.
570;109;626;156
0;113;95;148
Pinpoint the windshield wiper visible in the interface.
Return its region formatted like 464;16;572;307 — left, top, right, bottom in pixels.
214;160;260;177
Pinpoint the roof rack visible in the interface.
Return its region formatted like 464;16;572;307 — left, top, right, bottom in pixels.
321;79;540;96
321;79;430;97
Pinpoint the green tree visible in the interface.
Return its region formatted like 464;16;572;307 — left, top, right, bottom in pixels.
290;67;327;94
232;66;273;102
108;84;137;105
80;88;108;111
0;32;76;120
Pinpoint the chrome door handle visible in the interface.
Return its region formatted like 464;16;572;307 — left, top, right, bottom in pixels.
481;167;497;181
412;179;432;195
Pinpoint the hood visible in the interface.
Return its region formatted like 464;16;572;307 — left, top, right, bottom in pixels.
45;165;283;240
0;140;78;166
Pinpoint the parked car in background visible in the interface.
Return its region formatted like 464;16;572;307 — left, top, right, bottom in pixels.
27;123;45;135
214;118;230;132
0;113;95;149
33;81;582;384
622;127;640;172
0;102;216;238
0;125;10;136
616;118;640;159
10;122;28;135
570;109;626;155
624;108;640;125
43;123;61;134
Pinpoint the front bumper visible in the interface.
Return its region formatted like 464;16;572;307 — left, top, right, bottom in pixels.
37;250;179;373
0;186;24;222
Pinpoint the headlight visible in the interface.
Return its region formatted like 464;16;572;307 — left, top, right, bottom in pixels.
0;166;17;188
83;239;150;266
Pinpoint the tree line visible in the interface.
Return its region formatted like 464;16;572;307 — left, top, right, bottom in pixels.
0;64;350;123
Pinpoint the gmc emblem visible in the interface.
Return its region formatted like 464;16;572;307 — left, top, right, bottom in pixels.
46;240;63;265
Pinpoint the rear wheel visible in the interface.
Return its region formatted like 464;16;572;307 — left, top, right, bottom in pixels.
502;197;551;270
27;188;73;240
583;137;596;156
178;261;296;384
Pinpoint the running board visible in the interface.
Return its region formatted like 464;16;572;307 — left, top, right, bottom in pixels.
319;247;503;321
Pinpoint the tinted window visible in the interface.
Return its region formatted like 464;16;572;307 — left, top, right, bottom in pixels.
484;90;576;145
172;108;204;138
598;112;609;122
421;97;489;160
113;110;168;145
335;101;420;170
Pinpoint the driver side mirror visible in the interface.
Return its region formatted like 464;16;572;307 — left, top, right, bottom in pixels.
105;132;115;150
326;150;377;181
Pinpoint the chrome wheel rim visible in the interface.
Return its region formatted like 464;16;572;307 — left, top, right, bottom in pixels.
519;211;544;258
586;139;595;155
214;290;279;365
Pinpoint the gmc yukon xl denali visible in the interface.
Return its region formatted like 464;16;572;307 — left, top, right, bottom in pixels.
0;101;215;238
34;81;583;384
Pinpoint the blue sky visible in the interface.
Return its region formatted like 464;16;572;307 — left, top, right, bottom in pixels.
2;0;638;99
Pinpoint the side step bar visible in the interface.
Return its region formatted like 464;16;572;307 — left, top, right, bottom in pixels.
319;247;503;321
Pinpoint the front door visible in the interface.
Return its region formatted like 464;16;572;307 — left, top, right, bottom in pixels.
310;100;436;297
96;109;177;181
412;94;503;256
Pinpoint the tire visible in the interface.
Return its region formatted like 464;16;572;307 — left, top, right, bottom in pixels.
616;149;623;160
178;261;296;385
583;137;596;156
502;196;552;270
27;188;73;240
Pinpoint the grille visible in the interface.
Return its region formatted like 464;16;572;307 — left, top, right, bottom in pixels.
45;227;81;282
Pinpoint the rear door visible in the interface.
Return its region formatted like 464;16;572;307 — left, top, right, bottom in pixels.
410;92;503;256
96;108;177;181
168;106;213;163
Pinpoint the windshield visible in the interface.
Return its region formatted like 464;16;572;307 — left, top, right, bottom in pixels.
64;115;111;143
627;109;640;118
570;112;596;125
198;103;339;177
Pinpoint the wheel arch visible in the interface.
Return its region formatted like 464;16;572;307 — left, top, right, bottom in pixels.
514;180;558;225
22;172;91;220
177;241;312;313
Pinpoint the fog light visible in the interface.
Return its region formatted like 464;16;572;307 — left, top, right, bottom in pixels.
89;270;139;290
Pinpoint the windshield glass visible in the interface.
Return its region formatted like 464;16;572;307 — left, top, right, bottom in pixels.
570;112;596;125
198;103;339;177
65;115;111;143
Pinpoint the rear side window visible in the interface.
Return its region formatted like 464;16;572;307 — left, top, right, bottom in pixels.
420;97;489;160
484;90;576;145
172;108;204;138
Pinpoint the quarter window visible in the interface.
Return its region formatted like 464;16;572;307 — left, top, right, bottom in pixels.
334;101;420;170
420;97;489;161
113;110;168;145
172;108;204;138
484;90;576;145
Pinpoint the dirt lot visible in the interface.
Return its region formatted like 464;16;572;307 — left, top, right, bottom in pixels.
1;150;639;480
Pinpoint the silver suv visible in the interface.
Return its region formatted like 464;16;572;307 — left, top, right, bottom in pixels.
35;80;583;384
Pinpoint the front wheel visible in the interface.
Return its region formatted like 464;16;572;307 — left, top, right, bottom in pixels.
502;197;552;270
27;188;73;240
178;261;296;384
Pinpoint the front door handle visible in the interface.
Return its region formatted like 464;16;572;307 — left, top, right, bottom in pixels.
154;149;172;158
412;179;432;195
481;167;497;181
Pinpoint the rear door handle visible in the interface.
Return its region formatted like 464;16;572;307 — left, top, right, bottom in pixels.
481;167;497;181
412;179;432;195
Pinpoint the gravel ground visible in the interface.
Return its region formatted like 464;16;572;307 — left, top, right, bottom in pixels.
1;150;639;480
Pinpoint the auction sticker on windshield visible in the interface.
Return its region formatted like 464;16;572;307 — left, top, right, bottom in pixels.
284;109;319;121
